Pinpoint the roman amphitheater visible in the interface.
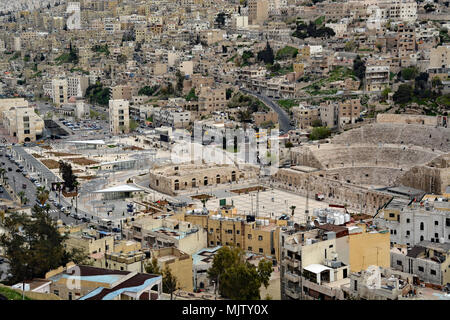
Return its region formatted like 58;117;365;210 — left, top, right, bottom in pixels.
273;122;450;215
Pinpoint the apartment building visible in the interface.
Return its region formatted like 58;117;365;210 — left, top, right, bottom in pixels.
64;228;115;256
391;241;450;287
338;99;361;126
280;222;390;300
124;216;208;255
152;107;191;128
110;85;135;100
52;78;68;106
365;65;390;91
182;207;282;262
375;197;450;247
109;99;130;135
2;106;44;143
248;0;269;26
429;45;450;69
253;111;278;127
67;75;89;98
397;24;416;66
198;86;227;113
292;105;320;129
151;247;193;292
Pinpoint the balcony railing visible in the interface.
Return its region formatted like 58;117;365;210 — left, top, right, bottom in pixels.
285;272;300;283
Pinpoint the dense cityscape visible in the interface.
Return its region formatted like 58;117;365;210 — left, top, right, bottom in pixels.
0;0;448;304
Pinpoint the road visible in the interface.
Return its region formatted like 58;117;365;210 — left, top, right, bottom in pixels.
240;88;293;133
3;148;78;225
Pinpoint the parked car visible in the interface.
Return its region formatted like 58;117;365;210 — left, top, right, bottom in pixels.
22;184;26;189
7;167;11;171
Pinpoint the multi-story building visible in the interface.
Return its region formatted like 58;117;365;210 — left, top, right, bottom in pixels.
198;87;227;114
152;107;191;128
2;106;44;143
280;221;390;300
292;105;320;129
391;241;450;287
151;247;193;292
110;85;134;101
183;206;282;262
52;78;68;106
429;45;450;69
124;216;207;255
109;99;130;135
338;99;361;126
375;197;450;247
67;75;89;98
248;0;269;26
365;65;390;91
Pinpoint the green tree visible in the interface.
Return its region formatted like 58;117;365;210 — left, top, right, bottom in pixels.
162;266;180;300
185;88;198;101
393;84;413;104
208;246;273;300
145;257;162;275
353;55;366;81
59;161;77;192
129;119;139;132
176;70;185;95
401;67;418;80
381;87;391;101
309;126;331;140
0;204;71;285
257;41;274;65
138;85;159;96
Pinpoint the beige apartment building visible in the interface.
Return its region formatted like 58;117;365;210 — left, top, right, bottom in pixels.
248;0;269;26
109;99;130;134
52;78;68;106
429;45;450;69
151;247;193;292
67;75;89;98
111;85;135;101
292;105;320;129
365;66;390;91
198;87;227;113
0;98;29;117
2;106;44;143
253;111;278;127
339;99;361;126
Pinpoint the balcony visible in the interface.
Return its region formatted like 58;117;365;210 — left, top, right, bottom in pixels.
285;272;300;283
285;287;301;299
283;257;300;268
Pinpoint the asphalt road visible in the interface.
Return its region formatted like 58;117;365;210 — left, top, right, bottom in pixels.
240;88;293;133
2;149;78;225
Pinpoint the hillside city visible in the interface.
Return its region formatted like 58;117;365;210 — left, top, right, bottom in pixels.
0;0;448;302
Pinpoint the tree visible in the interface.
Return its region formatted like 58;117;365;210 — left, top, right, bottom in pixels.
162;266;180;300
59;161;77;192
130;119;139;132
185;88;198;101
401;67;418;80
393;84;413;104
145;257;162;275
381;87;391;101
208;246;273;300
353;55;366;81
309;127;331;140
257;41;274;65
138;85;159;96
36;186;49;206
290;205;296;217
175;70;185;95
215;12;226;28
0;204;76;285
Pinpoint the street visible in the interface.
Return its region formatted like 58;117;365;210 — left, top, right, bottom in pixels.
240;88;293;133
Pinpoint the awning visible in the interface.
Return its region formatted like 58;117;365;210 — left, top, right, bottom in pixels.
93;184;144;193
303;264;332;274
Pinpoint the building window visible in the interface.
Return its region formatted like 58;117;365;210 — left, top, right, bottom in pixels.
435;233;439;238
389;213;395;218
406;231;410;236
248;234;252;239
68;292;72;300
420;235;424;241
406;218;410;223
258;236;263;241
397;260;402;266
259;248;264;253
53;290;59;296
210;241;214;245
430;270;436;276
420;222;424;231
236;230;240;234
248;246;252;251
418;266;424;272
435;221;439;226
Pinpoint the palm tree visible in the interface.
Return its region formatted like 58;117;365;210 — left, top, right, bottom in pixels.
18;191;25;205
290;205;296;217
36;186;49;206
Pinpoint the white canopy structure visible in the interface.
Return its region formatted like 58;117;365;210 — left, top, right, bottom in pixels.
93;184;144;200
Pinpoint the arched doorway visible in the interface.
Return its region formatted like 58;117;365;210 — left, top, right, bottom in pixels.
231;171;236;182
174;179;179;191
216;174;220;184
192;178;196;188
204;176;208;186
